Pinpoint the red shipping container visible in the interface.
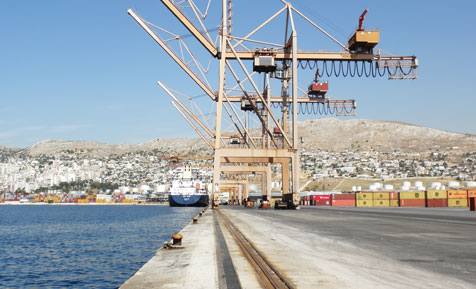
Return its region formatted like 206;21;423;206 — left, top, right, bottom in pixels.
314;199;331;206
468;190;476;198
400;199;425;207
468;191;476;207
470;197;475;211
389;192;399;200
332;194;355;200
426;199;448;208
331;199;355;207
312;195;330;201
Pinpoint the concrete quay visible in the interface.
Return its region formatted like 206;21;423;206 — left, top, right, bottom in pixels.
120;208;220;289
121;206;476;288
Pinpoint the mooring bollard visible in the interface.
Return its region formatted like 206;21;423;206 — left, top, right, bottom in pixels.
172;234;183;246
199;212;202;216
193;217;198;224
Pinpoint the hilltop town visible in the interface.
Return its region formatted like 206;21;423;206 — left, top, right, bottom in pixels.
1;119;475;203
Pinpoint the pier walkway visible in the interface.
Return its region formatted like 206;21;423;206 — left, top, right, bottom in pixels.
122;206;476;288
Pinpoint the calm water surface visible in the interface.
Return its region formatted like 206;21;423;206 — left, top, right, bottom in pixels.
0;205;201;288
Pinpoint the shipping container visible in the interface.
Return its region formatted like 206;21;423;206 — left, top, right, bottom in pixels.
400;199;425;207
356;193;373;200
271;198;281;207
468;191;476;207
314;199;331;206
389;192;399;200
426;199;448;207
331;199;355;207
312;195;330;201
448;198;468;207
373;200;390;207
332;194;355;200
373;192;390;200
390;200;399;207
447;190;468;199
400;192;425;200
356;200;373;207
426;190;447;199
467;190;476;202
468;190;476;198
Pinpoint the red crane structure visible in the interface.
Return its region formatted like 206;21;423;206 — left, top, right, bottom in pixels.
359;9;369;31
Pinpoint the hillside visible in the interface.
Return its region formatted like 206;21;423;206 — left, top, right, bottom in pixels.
18;118;476;157
27;138;209;157
298;118;476;152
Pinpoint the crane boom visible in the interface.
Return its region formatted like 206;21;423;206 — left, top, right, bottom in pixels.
128;9;216;101
160;0;218;56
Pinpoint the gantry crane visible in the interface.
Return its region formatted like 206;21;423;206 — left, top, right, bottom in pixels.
128;1;417;209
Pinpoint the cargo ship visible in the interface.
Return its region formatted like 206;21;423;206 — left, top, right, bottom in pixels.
168;164;209;207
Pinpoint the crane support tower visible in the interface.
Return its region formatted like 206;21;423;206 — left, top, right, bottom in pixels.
128;1;418;209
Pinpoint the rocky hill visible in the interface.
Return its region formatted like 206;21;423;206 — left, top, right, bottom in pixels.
0;146;22;161
27;138;209;157
299;118;476;153
18;118;476;157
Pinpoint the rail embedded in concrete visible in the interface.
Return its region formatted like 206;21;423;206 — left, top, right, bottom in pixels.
217;210;295;289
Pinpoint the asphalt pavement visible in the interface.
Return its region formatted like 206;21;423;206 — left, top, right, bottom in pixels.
221;206;476;288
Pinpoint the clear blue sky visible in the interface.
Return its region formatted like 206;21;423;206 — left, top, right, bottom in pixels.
1;0;475;148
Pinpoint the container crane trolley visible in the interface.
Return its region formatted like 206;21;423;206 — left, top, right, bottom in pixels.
308;69;328;100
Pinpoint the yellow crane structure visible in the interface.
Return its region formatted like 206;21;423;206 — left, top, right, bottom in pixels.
128;1;417;208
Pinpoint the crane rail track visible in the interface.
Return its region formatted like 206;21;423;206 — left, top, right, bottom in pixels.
216;210;295;289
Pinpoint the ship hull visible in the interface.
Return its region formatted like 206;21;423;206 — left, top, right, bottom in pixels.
168;194;209;207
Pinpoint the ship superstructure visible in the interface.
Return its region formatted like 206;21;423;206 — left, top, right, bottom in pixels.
168;164;209;207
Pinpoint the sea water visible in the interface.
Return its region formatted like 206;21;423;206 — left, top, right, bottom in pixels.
0;205;201;288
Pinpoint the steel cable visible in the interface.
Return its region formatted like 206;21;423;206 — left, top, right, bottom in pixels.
280;101;355;116
309;60;317;70
298;60;413;78
387;65;398;77
377;62;386;77
399;64;414;76
344;105;353;114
